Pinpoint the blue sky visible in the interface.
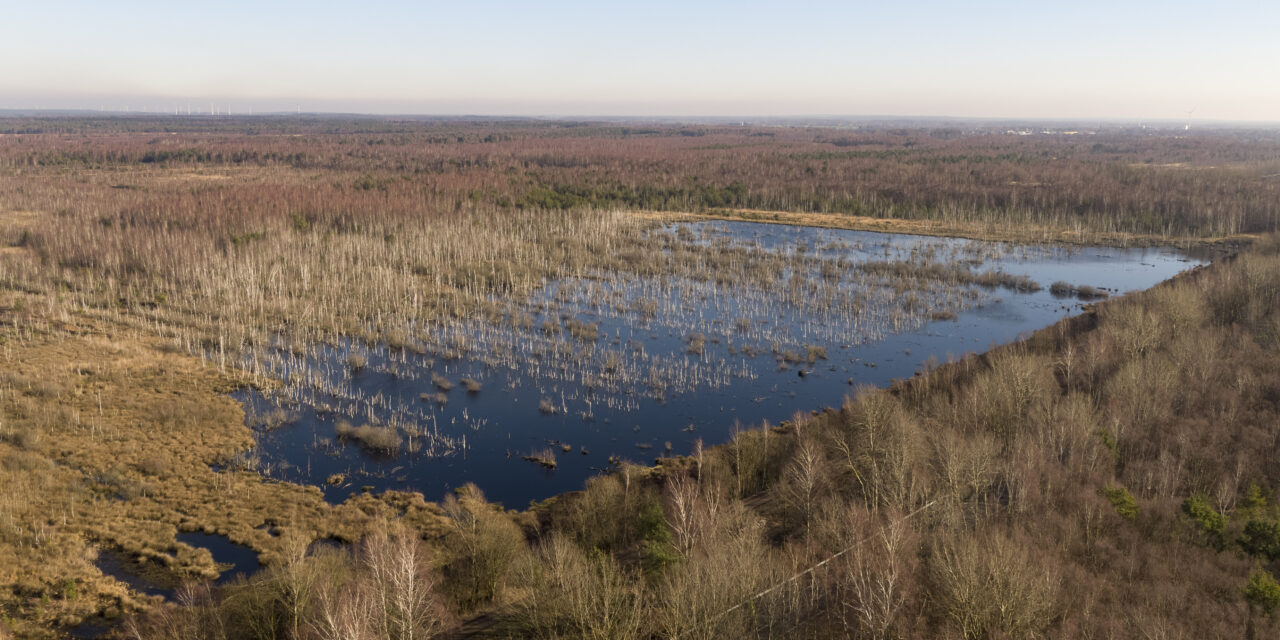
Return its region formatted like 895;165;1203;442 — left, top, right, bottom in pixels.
2;0;1277;120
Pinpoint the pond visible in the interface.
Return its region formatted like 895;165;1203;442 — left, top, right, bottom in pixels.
234;221;1202;508
90;534;261;601
76;535;261;637
177;532;262;585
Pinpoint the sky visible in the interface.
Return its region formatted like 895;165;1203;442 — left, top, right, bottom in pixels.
2;0;1278;121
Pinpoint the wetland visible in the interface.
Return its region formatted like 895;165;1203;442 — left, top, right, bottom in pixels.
1;117;1275;639
233;220;1201;507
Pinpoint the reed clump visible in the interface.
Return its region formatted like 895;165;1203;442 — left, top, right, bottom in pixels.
523;447;558;469
335;421;402;452
1051;280;1110;300
430;373;453;391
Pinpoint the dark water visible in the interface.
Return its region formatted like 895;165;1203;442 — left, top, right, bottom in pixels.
91;534;260;598
238;222;1201;509
177;532;262;585
77;536;261;637
92;550;175;598
69;620;112;639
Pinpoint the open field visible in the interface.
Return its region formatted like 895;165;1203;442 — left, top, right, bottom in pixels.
1;117;1278;638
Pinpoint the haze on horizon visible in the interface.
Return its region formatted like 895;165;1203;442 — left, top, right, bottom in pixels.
3;0;1277;122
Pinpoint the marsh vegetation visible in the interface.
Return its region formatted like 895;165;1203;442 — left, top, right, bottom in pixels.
230;220;1194;506
124;235;1280;640
0;117;1273;638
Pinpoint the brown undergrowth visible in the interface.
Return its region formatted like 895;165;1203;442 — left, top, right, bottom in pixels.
0;303;460;637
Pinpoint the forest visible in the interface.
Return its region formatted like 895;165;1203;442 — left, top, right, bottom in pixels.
0;116;1277;639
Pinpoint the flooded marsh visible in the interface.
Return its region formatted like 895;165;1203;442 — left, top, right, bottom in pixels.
231;220;1201;507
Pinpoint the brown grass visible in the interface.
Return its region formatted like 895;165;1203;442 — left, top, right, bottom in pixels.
0;309;454;637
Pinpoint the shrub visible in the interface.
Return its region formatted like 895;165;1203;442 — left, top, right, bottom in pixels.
1239;519;1280;562
0;426;42;451
511;535;647;640
806;344;827;363
522;448;557;469
1246;570;1280;617
1181;494;1226;547
685;333;706;356
566;319;599;342
136;454;173;477
1100;485;1139;521
1075;284;1108;300
440;487;526;611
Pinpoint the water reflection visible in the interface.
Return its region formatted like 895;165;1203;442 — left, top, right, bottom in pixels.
236;221;1201;507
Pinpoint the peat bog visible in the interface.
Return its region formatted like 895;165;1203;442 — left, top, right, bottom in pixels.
236;220;1200;507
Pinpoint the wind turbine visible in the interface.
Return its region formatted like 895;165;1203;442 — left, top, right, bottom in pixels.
1184;106;1196;131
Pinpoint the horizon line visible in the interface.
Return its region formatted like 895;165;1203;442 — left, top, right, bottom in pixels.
2;108;1279;128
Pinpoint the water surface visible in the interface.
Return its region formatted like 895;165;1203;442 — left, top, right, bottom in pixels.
237;221;1200;508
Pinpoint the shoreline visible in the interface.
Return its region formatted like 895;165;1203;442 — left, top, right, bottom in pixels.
636;207;1257;251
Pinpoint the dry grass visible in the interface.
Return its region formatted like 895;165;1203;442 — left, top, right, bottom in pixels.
335;421;403;452
0;308;454;637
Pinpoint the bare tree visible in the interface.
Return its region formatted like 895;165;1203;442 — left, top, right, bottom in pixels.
513;534;646;640
360;525;452;640
930;532;1060;640
840;517;914;640
312;578;377;640
780;435;828;539
276;529;321;639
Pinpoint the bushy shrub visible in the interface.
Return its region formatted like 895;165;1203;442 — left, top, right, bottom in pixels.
511;535;646;640
1239;519;1280;562
1101;485;1139;521
440;486;526;611
1181;494;1226;547
1245;570;1280;617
